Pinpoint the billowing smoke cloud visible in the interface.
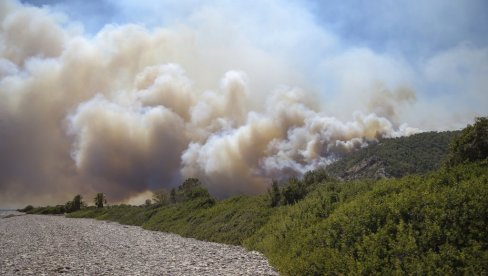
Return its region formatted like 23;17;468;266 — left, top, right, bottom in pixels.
0;1;419;207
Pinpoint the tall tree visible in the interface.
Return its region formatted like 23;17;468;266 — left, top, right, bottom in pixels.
94;193;107;208
72;194;83;211
178;178;211;201
153;189;169;206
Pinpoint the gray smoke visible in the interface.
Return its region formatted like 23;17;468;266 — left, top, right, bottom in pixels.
0;1;418;207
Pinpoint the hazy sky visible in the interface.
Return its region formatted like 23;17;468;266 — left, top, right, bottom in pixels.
1;0;487;208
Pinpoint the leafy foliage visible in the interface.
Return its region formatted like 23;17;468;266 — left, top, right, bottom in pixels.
447;117;488;166
177;178;213;202
245;162;488;274
282;177;307;205
303;168;330;186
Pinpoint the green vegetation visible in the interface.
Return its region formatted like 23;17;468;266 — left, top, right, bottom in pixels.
327;130;458;179
20;194;85;215
68;204;160;226
246;162;488;274
65;194;84;213
447;117;488;166
268;180;281;207
17;205;33;213
28;118;488;274
20;204;66;215
143;195;272;245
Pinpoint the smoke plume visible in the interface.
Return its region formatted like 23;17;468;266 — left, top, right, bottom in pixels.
0;1;418;207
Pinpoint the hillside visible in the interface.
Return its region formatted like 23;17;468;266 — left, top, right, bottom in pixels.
326;131;458;180
29;117;488;274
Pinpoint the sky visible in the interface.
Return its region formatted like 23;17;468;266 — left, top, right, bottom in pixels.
0;0;487;208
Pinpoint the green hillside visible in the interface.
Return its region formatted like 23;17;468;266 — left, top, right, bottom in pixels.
246;161;488;274
326;131;458;180
47;118;488;274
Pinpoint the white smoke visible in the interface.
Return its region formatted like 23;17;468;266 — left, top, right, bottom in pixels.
0;0;419;206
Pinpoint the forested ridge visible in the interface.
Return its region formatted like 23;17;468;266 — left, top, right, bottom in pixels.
326;130;458;180
22;117;488;274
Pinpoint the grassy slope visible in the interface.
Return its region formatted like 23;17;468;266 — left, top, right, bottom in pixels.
326;131;458;179
144;195;273;245
68;195;276;246
65;128;488;274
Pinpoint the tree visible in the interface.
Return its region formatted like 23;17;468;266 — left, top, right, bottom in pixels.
178;178;211;201
447;117;488;166
282;177;307;205
268;180;281;207
94;193;107;208
153;189;169;206
170;188;177;204
144;199;152;207
18;205;34;213
65;194;83;213
72;194;83;211
303;168;329;186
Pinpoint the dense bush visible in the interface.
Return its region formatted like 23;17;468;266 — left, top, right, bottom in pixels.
18;205;34;213
282;177;307;205
303;168;330;186
245;162;488;274
25;205;66;215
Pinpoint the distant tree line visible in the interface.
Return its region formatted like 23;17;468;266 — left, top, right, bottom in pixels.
18;177;215;214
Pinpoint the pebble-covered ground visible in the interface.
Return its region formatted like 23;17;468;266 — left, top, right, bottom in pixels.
0;212;278;275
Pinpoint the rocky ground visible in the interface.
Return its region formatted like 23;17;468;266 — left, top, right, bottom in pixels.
0;212;278;275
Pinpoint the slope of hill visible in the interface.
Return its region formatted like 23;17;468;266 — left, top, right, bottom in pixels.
35;117;488;274
326;131;458;180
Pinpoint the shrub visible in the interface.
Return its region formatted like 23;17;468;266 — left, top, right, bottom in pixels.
18;205;34;213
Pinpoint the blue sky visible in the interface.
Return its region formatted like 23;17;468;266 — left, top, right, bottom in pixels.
19;0;488;129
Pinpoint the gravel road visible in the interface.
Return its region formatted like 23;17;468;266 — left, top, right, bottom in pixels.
0;213;278;275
